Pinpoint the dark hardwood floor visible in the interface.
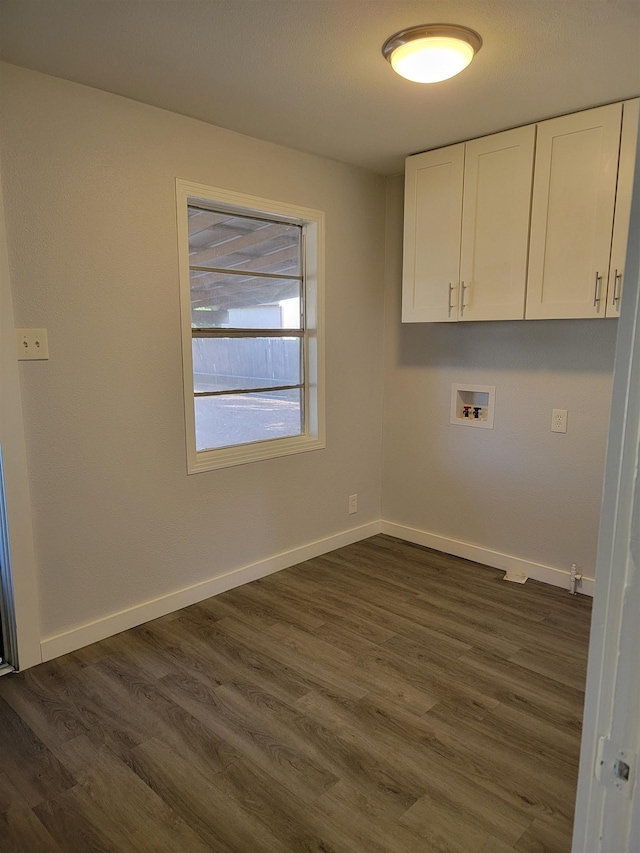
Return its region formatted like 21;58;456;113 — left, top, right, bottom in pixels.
0;535;592;852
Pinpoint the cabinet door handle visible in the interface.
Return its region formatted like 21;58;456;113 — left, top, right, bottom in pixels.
460;281;468;316
448;282;455;317
612;270;623;307
593;272;603;309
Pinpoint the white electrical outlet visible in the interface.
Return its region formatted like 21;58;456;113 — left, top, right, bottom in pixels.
16;328;49;360
348;494;358;515
552;408;568;433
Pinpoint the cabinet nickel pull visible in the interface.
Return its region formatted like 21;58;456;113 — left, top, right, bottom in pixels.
613;270;623;306
448;282;455;317
593;272;603;309
460;281;467;316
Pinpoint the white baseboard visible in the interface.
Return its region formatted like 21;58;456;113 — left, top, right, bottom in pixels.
40;521;382;662
40;518;593;663
380;521;595;597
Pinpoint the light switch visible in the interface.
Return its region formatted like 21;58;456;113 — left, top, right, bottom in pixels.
16;328;49;360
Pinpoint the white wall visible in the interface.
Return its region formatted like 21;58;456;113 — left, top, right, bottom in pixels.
382;175;616;587
0;64;386;651
0;63;619;663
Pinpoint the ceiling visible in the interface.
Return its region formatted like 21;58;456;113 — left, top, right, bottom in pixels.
1;0;639;175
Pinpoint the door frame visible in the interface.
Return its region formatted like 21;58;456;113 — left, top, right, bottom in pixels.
0;447;19;671
572;110;640;852
0;151;42;672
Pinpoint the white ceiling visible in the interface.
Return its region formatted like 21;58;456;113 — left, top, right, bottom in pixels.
1;0;639;175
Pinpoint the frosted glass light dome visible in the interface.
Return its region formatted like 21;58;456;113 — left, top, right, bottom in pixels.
382;25;482;84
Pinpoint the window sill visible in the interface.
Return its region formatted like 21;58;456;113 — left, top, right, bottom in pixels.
187;433;326;473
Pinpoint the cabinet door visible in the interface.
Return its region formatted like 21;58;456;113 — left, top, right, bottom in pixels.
402;144;464;322
459;125;535;321
606;98;639;318
526;103;622;319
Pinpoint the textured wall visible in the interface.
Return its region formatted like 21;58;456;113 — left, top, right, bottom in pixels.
382;174;616;579
0;64;386;639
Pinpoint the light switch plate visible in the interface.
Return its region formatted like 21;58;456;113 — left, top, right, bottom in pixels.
16;328;49;360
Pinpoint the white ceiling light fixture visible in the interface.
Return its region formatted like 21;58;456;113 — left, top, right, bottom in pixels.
382;24;482;84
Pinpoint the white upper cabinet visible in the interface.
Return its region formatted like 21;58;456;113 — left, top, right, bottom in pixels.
402;100;637;324
526;103;623;319
402;144;464;322
459;125;535;321
606;98;639;318
403;126;535;323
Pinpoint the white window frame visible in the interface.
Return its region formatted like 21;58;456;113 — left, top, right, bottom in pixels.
176;179;325;473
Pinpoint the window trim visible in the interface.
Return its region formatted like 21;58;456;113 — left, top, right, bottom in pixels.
176;179;325;473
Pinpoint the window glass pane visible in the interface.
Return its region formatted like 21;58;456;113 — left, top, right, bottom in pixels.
192;337;301;393
195;388;303;451
188;207;301;277
190;271;301;329
179;187;323;469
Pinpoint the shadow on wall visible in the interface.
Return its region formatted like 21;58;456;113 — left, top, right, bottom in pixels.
398;317;618;374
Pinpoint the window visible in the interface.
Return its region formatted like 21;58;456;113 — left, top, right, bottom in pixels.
176;180;325;472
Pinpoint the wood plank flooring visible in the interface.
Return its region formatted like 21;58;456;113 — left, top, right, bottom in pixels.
0;535;592;852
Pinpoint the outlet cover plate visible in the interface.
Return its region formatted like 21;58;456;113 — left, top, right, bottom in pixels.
16;328;49;360
552;409;568;433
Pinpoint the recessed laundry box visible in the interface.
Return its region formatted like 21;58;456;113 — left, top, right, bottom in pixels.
450;383;495;428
